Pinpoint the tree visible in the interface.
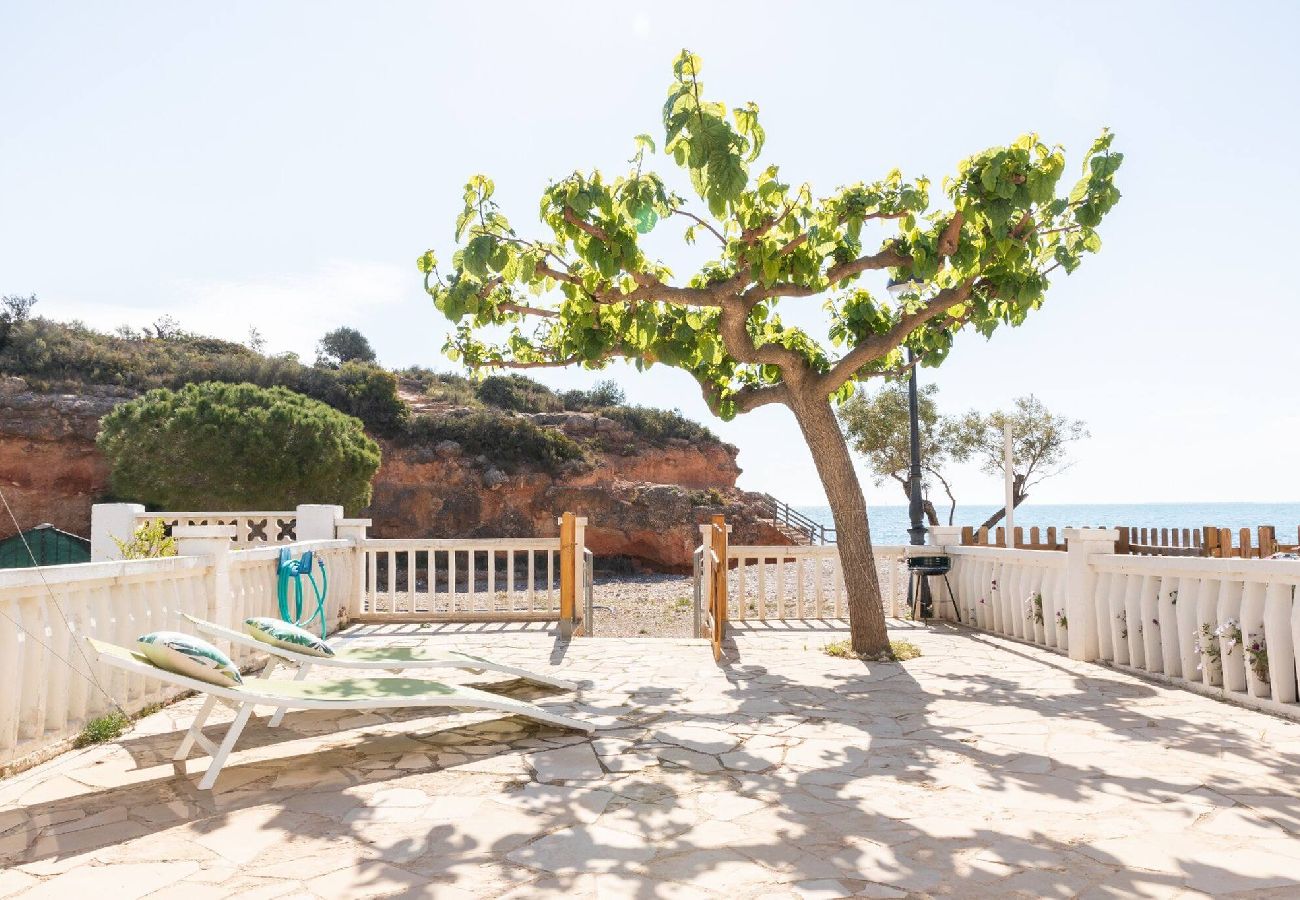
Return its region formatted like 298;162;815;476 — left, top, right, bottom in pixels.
98;382;381;513
0;294;37;353
417;51;1122;655
950;395;1089;530
316;326;377;367
839;383;959;526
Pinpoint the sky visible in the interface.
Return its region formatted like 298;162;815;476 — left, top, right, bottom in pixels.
3;1;1298;508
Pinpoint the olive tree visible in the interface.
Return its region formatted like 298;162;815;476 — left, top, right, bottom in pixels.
418;51;1122;654
98;382;381;512
839;383;959;526
951;394;1089;530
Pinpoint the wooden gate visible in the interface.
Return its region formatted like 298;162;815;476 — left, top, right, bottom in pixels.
699;515;728;660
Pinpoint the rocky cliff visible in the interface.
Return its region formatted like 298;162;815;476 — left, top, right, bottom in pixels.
0;381;790;569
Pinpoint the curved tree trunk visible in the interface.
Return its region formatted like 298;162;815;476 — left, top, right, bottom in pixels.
978;484;1028;531
791;396;888;656
898;477;940;526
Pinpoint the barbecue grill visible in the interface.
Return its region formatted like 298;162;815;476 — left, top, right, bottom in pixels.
905;554;959;621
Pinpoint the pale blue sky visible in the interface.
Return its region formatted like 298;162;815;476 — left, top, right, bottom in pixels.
3;1;1297;507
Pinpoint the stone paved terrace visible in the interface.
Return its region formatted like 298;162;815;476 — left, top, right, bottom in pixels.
4;623;1300;898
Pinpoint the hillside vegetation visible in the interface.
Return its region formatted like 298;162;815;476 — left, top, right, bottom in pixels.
0;308;721;475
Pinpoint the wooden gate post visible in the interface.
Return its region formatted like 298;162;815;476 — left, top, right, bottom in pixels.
709;514;728;660
559;512;577;639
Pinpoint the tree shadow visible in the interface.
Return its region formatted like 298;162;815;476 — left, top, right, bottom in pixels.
4;626;1300;896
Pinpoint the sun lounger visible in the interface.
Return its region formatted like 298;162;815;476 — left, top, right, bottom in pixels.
87;637;592;790
184;614;576;728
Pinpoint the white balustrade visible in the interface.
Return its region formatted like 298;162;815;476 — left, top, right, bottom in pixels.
938;535;1300;719
722;544;908;622
140;511;298;547
0;534;360;771
356;538;573;622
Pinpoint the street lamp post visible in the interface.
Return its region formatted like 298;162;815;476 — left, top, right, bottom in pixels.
886;276;928;548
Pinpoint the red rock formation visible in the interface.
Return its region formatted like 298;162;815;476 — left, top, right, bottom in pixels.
0;383;791;569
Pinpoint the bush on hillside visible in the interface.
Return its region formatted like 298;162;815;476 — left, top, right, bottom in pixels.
399;410;586;473
560;379;626;411
395;367;479;406
599;405;718;445
0;318;407;434
97;382;381;513
474;374;562;413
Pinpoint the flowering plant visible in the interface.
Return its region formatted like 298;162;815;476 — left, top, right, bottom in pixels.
1246;632;1269;682
1055;609;1068;629
1193;622;1221;671
1025;592;1044;625
1214;618;1241;656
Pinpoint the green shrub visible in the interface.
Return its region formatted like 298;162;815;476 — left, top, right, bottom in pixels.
299;362;408;436
823;638;922;662
114;518;177;559
474;374;561;413
98;382;381;512
400;410;586;473
74;711;130;747
599;405;718;445
560;379;626;411
0;318;409;434
427;373;480;406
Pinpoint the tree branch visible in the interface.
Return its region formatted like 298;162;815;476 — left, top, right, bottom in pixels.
562;207;611;244
816;279;976;394
498;302;558;319
732;382;789;413
669;208;727;246
488;355;581;370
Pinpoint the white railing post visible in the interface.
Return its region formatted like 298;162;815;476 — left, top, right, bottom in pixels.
296;504;343;542
1064;528;1119;662
90;502;145;562
174;525;236;654
927;527;963;622
336;518;370;624
573;517;588;633
929;526;962;548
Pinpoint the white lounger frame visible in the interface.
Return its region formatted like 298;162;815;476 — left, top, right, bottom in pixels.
187;615;577;723
88;638;592;790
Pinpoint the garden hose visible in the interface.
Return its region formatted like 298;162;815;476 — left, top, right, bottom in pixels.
276;547;329;638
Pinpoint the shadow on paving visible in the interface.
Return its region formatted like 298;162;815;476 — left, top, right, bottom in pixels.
3;626;1300;897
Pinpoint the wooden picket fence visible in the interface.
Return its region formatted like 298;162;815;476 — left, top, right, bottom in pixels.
959;524;1300;559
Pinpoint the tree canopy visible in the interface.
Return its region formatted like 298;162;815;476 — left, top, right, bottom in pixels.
418;49;1121;655
419;50;1120;419
839;383;958;525
950;394;1089;529
97;382;381;513
317;326;378;367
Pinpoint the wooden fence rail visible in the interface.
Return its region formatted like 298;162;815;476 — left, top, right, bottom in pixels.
958;524;1300;559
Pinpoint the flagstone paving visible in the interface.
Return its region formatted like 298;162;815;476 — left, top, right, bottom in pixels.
4;622;1300;897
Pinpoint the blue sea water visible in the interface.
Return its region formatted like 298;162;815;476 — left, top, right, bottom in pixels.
795;503;1300;547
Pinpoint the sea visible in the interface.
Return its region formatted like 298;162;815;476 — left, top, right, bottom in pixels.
795;502;1300;547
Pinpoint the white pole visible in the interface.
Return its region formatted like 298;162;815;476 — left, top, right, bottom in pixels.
1003;426;1015;546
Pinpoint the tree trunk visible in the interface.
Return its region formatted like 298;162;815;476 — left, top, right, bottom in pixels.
791;395;888;656
978;485;1029;531
898;477;940;527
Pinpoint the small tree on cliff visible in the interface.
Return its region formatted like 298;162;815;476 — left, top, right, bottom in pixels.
418;51;1122;655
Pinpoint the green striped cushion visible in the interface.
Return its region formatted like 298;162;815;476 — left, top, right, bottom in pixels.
244;617;335;658
137;632;242;686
